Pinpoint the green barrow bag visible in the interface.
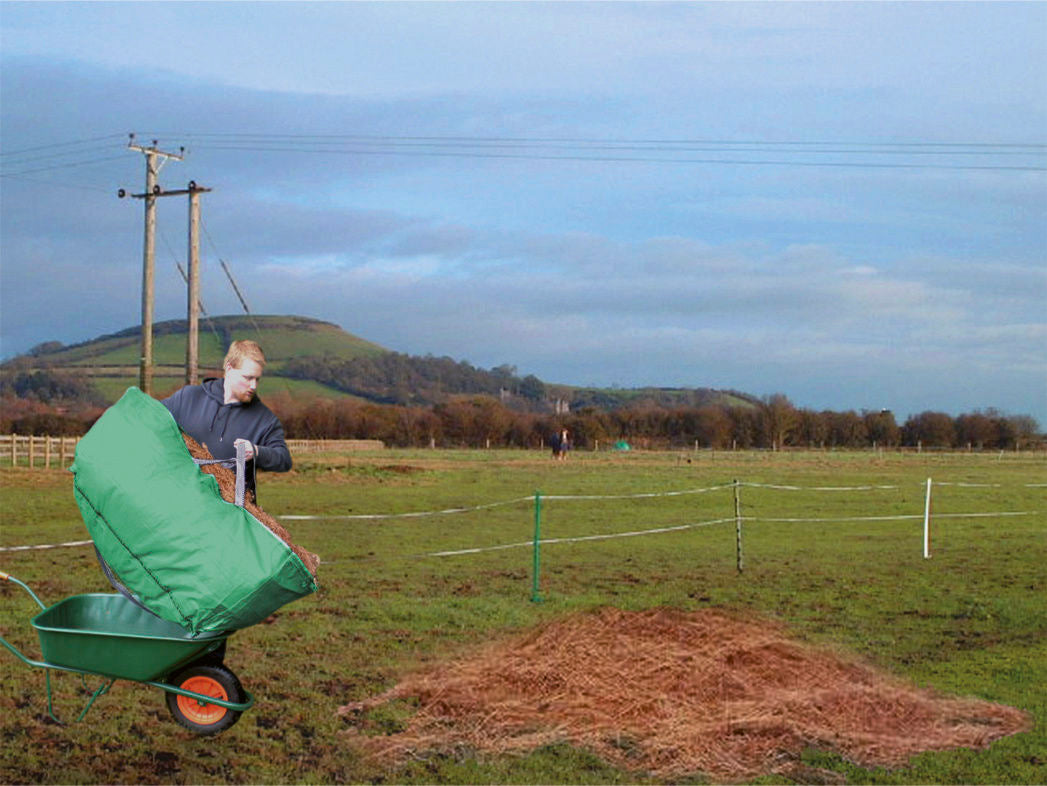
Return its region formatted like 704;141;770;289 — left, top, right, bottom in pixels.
70;387;317;634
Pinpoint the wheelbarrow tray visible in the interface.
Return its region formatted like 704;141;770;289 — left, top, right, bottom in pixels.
31;593;227;682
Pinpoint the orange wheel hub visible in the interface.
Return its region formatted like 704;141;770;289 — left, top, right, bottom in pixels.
176;675;229;726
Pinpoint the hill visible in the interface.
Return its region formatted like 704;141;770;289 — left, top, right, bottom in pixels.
3;315;756;412
9;315;387;403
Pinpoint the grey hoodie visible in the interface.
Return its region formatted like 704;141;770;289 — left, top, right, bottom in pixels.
162;377;291;498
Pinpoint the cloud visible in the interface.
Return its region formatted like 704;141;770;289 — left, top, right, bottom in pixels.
2;4;1044;425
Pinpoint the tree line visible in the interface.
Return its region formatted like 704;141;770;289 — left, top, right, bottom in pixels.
1;367;1039;450
268;392;1041;451
282;353;530;405
282;353;743;411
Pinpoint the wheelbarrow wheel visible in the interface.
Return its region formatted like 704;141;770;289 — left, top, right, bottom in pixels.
166;664;244;735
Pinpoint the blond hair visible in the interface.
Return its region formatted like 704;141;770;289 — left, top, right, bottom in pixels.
224;339;266;370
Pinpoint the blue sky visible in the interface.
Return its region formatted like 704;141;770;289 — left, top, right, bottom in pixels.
2;1;1045;424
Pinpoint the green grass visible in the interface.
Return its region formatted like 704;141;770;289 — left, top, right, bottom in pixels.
87;371;356;404
55;331;230;370
35;316;385;368
1;450;1044;784
141;375;353;403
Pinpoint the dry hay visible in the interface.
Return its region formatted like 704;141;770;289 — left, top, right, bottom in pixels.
338;607;1029;781
182;433;320;575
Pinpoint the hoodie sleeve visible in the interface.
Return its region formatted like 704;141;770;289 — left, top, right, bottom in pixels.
161;386;188;424
254;415;293;473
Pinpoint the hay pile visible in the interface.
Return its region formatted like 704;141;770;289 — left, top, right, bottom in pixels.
339;607;1028;781
182;433;320;575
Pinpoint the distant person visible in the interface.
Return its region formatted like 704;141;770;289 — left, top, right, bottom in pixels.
552;428;570;461
162;339;291;500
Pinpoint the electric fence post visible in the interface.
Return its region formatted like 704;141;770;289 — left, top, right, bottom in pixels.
531;491;543;602
734;479;743;574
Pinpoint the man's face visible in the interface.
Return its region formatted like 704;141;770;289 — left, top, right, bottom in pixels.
224;359;264;404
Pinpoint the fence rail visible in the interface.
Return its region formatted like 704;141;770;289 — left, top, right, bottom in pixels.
0;434;386;470
0;434;82;469
285;439;385;452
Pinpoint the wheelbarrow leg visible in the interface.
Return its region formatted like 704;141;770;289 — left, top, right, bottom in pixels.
44;669;115;725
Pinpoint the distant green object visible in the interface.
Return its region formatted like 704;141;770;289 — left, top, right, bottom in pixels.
614;440;631;451
70;387;317;634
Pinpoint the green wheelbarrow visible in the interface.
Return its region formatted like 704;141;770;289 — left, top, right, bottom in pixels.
0;571;254;735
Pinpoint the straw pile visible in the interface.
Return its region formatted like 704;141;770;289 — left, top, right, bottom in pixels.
339;607;1029;781
182;433;320;575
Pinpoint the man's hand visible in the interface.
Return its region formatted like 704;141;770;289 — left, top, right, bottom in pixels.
233;439;256;461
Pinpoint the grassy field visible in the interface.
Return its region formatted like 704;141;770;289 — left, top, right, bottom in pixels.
88;375;355;406
1;449;1044;784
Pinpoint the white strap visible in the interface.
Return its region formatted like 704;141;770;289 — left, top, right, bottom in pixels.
193;443;249;508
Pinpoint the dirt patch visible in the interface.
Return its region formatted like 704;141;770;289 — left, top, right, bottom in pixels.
377;464;425;474
182;433;320;575
338;607;1029;781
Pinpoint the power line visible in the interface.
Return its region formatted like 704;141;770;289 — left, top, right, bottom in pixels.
3;132;1044;178
175;143;1047;172
146;130;1047;149
200;217;296;400
200;218;263;331
157;225;223;349
0;173;112;193
0;133;126;158
132;132;1047;172
0;143;128;167
0;153;130;178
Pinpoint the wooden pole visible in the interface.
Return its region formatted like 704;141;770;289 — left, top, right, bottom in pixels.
140;148;158;394
125;137;183;395
181;183;210;384
186;185;202;385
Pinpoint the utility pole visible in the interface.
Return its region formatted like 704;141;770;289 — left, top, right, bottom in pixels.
185;181;212;384
127;179;213;385
122;135;183;395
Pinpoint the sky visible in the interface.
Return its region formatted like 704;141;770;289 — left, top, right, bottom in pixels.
1;1;1045;425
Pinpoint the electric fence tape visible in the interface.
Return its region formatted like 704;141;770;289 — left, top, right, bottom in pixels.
423;517;736;558
4;478;1041;553
279;495;533;520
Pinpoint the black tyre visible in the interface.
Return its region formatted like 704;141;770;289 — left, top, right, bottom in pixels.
165;663;244;735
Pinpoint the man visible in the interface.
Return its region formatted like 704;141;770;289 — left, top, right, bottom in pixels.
162;339;291;500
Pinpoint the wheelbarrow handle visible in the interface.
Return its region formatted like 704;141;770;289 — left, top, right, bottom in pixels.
0;572;47;670
0;572;47;611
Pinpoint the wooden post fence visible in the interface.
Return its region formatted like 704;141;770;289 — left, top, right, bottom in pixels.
1;435;82;469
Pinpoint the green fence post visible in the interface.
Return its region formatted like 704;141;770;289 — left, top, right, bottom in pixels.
531;490;543;603
734;479;743;574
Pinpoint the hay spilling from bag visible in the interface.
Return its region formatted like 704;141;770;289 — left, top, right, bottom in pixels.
182;433;320;576
338;607;1029;780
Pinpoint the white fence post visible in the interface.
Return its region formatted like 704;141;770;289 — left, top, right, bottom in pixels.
923;477;933;559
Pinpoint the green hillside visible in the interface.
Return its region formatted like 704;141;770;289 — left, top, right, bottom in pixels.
33;315;386;370
6;314;755;412
12;315;386;404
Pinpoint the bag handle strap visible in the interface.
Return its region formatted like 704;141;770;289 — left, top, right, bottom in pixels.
192;440;249;506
